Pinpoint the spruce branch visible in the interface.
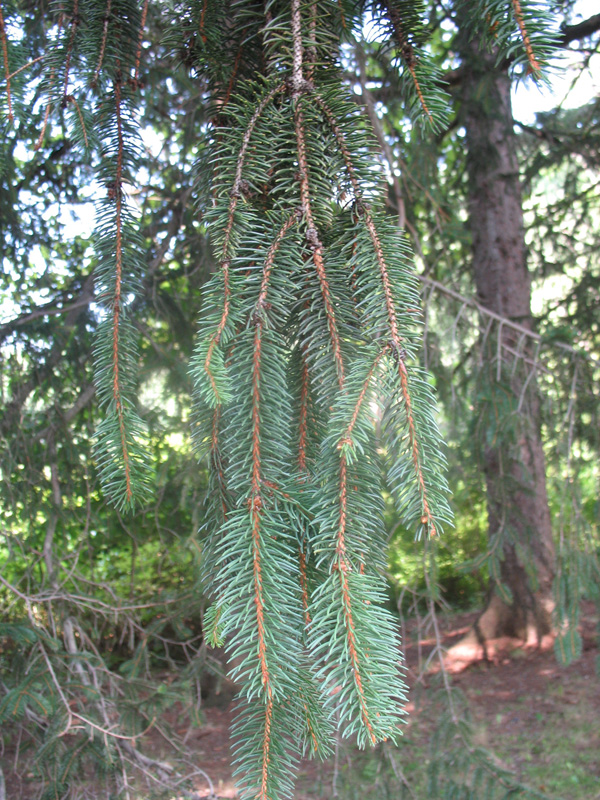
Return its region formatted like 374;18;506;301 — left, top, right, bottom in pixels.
458;0;561;81
92;0;112;86
295;98;346;389
93;78;152;510
333;346;391;744
511;0;541;76
109;80;133;504
382;0;434;123
133;0;149;86
7;53;45;80
202;81;285;404
0;2;12;122
35;16;63;150
366;0;451;131
62;0;80;101
292;1;345;388
184;1;452;794
248;215;298;702
313;90;449;538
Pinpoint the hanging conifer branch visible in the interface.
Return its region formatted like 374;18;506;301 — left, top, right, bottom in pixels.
297;343;314;640
91;4;154;509
0;2;154;511
457;0;559;80
34;12;67;150
295;101;346;388
249;214;298;705
0;2;12;122
109;80;133;504
190;2;454;792
334;345;391;743
92;0;112;87
313;91;441;536
245;224;300;800
298;352;311;471
62;0;79;99
8;53;44;80
364;0;450;131
133;0;149;85
365;215;438;535
68;94;89;147
203;81;285;403
383;1;433;123
511;0;541;75
292;0;345;388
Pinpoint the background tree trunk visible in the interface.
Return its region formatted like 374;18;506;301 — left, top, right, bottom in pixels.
457;36;556;648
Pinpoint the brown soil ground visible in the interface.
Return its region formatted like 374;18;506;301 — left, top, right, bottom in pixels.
165;604;600;799
3;605;599;799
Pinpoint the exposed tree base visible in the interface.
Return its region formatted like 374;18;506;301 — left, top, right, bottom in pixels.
445;593;555;673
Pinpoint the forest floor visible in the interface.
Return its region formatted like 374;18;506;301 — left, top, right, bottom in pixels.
3;605;599;800
177;604;600;800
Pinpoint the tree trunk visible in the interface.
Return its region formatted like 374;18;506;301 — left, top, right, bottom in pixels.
455;35;555;652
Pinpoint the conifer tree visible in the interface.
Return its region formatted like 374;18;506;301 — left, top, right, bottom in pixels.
0;2;561;798
347;0;600;662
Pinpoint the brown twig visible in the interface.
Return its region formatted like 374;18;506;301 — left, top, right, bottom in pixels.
133;0;149;84
8;53;44;80
92;0;112;87
249;217;297;699
384;1;433;123
66;94;89;146
291;7;345;387
62;0;79;100
34;12;65;151
0;3;13;122
298;351;310;471
511;0;541;76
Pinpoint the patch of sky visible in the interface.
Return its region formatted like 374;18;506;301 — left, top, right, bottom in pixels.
140;124;165;159
5;15;24;41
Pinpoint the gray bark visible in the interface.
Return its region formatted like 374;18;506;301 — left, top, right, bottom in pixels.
459;36;556;644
